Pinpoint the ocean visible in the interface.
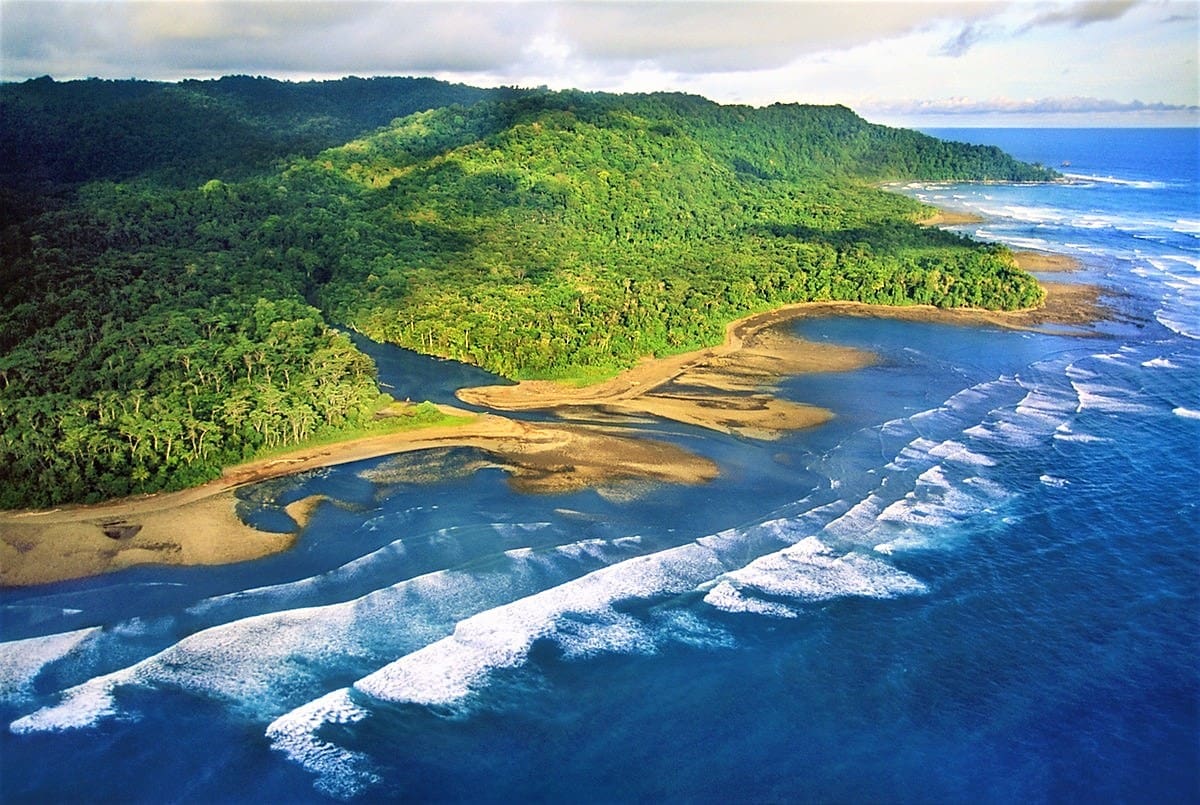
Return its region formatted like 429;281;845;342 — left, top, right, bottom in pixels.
2;128;1197;803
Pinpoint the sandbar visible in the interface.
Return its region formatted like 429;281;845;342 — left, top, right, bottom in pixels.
0;411;717;586
459;307;875;439
3;264;1106;586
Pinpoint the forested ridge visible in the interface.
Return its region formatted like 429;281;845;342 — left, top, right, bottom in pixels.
1;77;1055;508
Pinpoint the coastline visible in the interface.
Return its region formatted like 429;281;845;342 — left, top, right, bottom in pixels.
458;306;876;438
2;251;1106;587
460;276;1105;419
0;412;718;586
918;209;987;227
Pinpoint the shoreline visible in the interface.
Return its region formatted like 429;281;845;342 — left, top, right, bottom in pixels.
1;260;1107;587
0;413;718;587
917;209;986;227
459;278;1106;418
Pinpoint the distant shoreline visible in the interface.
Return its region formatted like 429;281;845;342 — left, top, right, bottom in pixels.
0;252;1105;587
918;209;986;227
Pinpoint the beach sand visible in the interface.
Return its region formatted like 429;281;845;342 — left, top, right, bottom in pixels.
460;309;874;439
2;262;1107;586
918;209;986;227
0;492;295;587
0;413;717;586
1013;250;1083;273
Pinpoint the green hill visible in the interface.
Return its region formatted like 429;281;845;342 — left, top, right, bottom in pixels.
0;79;1055;508
305;91;1051;376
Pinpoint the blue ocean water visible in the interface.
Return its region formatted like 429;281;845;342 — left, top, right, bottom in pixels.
2;129;1197;803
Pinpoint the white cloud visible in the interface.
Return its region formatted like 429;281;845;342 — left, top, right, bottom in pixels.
553;1;1003;73
868;96;1200;115
1018;0;1140;31
858;95;1200;128
1;0;1196;125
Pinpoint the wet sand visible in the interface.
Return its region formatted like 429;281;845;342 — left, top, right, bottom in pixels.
1013;250;1083;273
0;413;717;586
460;310;875;439
0;492;294;588
2;262;1107;586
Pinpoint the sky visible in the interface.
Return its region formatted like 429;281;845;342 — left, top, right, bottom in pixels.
1;0;1197;126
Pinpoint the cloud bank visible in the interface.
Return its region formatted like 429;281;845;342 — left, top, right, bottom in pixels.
865;96;1200;116
3;1;1006;78
1;0;1195;125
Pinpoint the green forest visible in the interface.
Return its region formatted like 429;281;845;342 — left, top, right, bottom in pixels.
1;77;1056;509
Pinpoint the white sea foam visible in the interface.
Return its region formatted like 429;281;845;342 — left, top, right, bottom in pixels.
928;440;997;467
267;689;379;800
875;465;1004;531
1141;357;1180;369
1174;218;1200;234
702;581;799;618
714;537;927;605
963;377;1078;448
186;518;552;622
351;542;730;709
886;437;940;470
1052;423;1109;443
1016;385;1080;418
186;536;410;619
9;674;124;733
1061;172;1167;190
1139;256;1200;339
820;494;885;541
977;233;1058;252
0;628;101;708
1071;381;1154;414
1040;475;1070;488
1173;407;1200;420
270;510;928;799
1156;310;1200;340
552;613;657;660
10;537;647;732
994;204;1069;225
1065;364;1100;381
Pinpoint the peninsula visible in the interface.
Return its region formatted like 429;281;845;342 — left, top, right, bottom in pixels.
1;76;1074;582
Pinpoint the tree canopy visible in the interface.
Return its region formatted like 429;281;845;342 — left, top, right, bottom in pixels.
1;78;1055;508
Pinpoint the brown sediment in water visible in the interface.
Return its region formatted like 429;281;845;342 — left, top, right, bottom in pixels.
0;414;717;587
3;261;1105;587
458;307;876;439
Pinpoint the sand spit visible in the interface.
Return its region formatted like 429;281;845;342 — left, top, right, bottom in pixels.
0;413;716;586
459;309;875;438
0;492;294;588
3;264;1105;586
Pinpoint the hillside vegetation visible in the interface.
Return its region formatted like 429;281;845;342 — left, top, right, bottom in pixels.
1;77;1054;508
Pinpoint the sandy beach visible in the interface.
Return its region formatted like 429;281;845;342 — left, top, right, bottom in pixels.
459;307;876;439
1012;250;1083;273
2;251;1107;586
0;411;718;586
918;209;987;227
